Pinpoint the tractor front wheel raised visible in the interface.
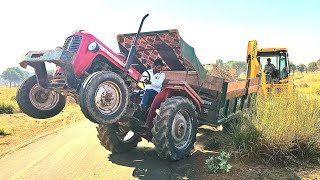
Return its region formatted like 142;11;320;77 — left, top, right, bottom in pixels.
16;75;66;119
152;96;198;161
79;71;128;124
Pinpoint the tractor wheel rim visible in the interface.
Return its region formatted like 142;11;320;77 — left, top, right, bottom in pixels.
95;81;121;115
171;109;192;150
29;84;60;110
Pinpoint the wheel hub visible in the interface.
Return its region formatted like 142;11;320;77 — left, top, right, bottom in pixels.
101;91;114;106
171;110;192;150
29;84;60;110
173;116;187;141
95;81;121;115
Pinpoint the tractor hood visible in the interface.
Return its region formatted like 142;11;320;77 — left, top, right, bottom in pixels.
117;29;207;81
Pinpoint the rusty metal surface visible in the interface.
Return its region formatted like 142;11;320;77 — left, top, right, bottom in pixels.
20;50;75;68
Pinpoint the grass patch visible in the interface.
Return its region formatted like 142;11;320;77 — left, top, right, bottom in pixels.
0;101;15;114
231;93;320;164
0;87;19;114
0;128;11;136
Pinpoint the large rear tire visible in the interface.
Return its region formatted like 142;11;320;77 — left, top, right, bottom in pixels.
79;71;128;124
97;124;141;153
152;96;198;161
16;75;66;119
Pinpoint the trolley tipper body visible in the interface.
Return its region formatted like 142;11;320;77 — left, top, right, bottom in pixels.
18;15;259;160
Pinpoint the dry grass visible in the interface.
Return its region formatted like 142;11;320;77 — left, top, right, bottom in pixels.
294;72;320;100
0;87;19;114
231;72;320;164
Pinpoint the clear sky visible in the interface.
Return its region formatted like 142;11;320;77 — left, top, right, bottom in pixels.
0;0;319;73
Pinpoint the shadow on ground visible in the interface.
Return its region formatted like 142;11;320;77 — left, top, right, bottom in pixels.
108;146;213;180
107;126;303;180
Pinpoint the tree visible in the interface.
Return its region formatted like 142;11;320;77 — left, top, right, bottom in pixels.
1;67;29;87
224;60;247;76
308;62;318;72
289;62;296;73
297;64;307;74
215;59;224;67
316;59;320;68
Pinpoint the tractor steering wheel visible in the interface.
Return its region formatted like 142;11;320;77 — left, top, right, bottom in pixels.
139;70;151;89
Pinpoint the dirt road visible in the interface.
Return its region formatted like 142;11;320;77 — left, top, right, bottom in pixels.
0;120;206;180
0;120;318;180
0;121;164;179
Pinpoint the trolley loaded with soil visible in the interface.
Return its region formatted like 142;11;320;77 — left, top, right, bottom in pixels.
17;15;259;161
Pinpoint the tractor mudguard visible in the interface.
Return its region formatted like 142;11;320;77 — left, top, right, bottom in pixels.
145;80;203;128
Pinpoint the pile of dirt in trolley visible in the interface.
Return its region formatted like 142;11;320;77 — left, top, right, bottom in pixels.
204;64;237;82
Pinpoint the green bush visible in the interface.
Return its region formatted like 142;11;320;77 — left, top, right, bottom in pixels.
230;117;261;158
205;151;232;174
0;101;15;114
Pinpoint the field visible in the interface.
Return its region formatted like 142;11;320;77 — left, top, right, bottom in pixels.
295;72;320;100
0;72;319;179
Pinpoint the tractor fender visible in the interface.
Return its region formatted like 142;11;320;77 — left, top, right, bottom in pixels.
145;81;203;128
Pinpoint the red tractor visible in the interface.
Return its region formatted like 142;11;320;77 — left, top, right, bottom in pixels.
17;15;259;160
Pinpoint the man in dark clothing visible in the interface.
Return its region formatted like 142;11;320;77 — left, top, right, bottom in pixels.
264;58;276;77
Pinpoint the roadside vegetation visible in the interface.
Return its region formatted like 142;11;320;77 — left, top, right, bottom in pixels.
230;72;320;164
0;87;19;114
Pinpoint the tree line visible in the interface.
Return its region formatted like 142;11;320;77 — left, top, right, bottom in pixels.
290;59;320;73
0;67;54;87
1;67;29;87
215;59;320;74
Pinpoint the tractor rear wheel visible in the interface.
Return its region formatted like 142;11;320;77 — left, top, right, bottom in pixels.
16;75;66;119
79;71;128;124
152;96;198;161
97;124;141;153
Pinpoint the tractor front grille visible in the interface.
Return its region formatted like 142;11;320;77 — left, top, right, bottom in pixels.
63;36;82;52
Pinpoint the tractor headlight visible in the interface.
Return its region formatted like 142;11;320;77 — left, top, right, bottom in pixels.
88;42;99;52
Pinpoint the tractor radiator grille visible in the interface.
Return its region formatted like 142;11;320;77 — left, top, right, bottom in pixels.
63;36;82;52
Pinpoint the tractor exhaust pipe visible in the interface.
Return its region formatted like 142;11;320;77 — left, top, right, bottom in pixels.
124;14;149;72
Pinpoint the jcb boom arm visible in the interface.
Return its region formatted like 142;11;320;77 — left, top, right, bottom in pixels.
246;40;267;97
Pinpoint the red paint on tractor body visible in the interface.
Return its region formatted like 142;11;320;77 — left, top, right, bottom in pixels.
70;32;141;81
145;81;203;128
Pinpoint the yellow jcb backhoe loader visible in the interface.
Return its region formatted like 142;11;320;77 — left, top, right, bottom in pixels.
246;40;294;96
